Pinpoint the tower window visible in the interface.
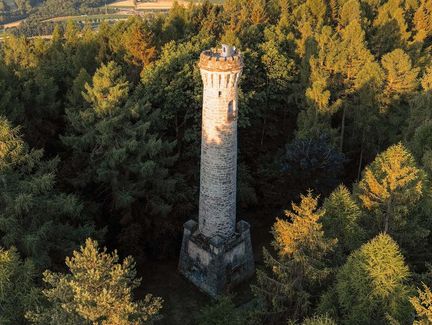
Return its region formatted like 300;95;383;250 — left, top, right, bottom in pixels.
227;100;236;121
218;91;222;97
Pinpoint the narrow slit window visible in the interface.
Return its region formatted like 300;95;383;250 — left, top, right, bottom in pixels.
227;100;236;121
218;91;222;97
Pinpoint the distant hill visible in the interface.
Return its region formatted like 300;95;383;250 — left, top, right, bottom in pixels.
0;0;42;24
1;0;113;25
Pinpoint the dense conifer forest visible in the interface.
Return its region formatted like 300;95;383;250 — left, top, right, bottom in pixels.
1;0;432;324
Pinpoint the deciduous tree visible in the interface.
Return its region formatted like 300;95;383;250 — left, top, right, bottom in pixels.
320;234;413;324
356;143;424;235
253;192;335;323
411;283;432;324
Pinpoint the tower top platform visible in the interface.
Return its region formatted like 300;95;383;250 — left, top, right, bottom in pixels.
199;45;243;72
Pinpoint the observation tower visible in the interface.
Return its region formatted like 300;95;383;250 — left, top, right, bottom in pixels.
178;45;255;297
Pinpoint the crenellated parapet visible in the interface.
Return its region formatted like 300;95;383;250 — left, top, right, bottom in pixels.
198;47;244;73
199;46;243;90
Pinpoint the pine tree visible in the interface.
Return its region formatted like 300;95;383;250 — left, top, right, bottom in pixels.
410;283;432;324
356;143;425;235
26;238;163;325
0;117;97;270
253;192;335;323
322;234;413;324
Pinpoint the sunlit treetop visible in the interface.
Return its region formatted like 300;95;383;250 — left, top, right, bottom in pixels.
358;143;423;211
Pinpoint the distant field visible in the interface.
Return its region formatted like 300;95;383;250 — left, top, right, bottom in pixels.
0;0;225;29
42;14;130;23
109;0;192;10
109;0;223;9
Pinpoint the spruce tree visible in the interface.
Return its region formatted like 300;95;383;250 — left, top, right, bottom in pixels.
0;117;97;270
63;61;180;258
196;296;245;325
407;66;432;174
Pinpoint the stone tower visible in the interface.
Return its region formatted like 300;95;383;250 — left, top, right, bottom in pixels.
178;45;255;297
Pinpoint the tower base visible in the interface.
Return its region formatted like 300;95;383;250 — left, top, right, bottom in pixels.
178;219;255;297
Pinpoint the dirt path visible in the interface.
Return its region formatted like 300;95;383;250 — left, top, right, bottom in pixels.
1;18;24;28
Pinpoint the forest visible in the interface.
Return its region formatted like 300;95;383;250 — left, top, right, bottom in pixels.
1;0;432;324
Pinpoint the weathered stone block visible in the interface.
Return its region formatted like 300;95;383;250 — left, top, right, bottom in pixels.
178;219;255;297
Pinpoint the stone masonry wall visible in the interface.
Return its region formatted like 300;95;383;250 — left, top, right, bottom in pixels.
198;68;242;239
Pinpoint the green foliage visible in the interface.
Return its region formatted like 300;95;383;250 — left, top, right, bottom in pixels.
63;61;183;258
0;117;97;270
27;238;163;325
322;185;365;264
140;37;210;149
0;247;39;325
281;135;345;196
1;1;432;323
253;192;335;323
319;234;413;324
381;49;420;106
300;315;337;325
196;296;246;325
356;143;427;238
